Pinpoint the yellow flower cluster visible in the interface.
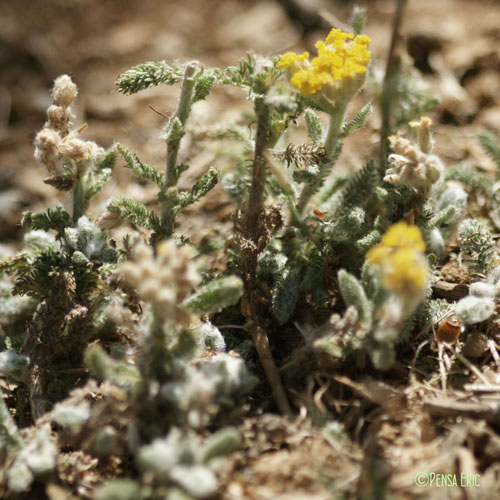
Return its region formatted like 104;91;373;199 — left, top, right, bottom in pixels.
278;29;371;99
365;222;428;295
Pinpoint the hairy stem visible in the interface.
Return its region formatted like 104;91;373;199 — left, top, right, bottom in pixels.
240;97;292;416
160;62;198;232
72;169;87;223
297;99;347;213
244;98;270;240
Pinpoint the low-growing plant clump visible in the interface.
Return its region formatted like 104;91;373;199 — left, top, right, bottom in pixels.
2;4;500;499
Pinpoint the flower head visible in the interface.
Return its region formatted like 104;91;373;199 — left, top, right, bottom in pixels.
365;222;428;296
278;28;371;101
52;74;78;108
384;117;443;188
34;75;105;179
121;240;201;326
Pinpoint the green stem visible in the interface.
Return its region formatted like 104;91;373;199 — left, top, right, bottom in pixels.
324;100;347;157
160;62;199;232
297;99;347;213
72;171;87;223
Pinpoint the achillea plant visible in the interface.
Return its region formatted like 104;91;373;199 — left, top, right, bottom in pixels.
3;8;500;499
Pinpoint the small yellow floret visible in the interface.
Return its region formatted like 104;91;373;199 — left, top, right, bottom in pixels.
378;222;426;251
325;28;353;47
278;28;371;99
277;51;309;69
365;222;428;295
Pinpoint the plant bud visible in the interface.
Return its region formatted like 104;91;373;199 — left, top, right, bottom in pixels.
52;74;78;107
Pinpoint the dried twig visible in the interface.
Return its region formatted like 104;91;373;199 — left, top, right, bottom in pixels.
424;398;500;422
448;344;491;386
409;338;430;384
463;384;500;393
380;0;409;157
437;343;449;391
488;339;500;367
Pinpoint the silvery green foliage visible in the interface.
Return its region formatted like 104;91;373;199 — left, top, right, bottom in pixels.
169;465;218;499
204;353;257;395
455;270;500;325
7;427;57;492
341;102;372;138
94;479;142;500
52;401;90;433
434;182;467;222
373;324;399;344
356;229;381;255
304;109;324;142
337;269;372;326
200;427;242;463
85;344;142;397
479;129;500;169
137;428;218;499
416;298;453;328
388;62;439;130
272;265;301;325
0;390;23;453
0;350;29;382
24;230;58;253
196;322;226;353
428;181;468;251
183;275;243;314
264;88;300;113
427;227;446;258
336;269;418;370
0;279;33;318
257;246;287;275
161;353;257;428
64;216;117;263
325;207;365;240
469;282;495;298
314;266;410;370
455;296;495;325
458;218;496;276
116;60;184;94
350;5;367;34
93;426;121;456
137;429;188;473
116;143;164;186
370;298;407;370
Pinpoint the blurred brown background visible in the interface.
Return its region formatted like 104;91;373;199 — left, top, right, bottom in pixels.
0;0;499;243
